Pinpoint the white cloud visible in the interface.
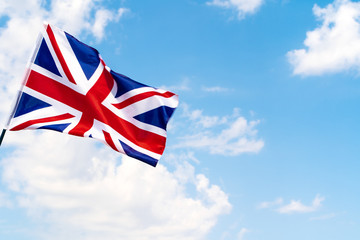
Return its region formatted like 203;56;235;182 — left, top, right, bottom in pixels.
258;197;283;209
159;77;191;92
237;228;250;240
259;195;325;214
202;86;230;92
288;0;360;76
47;0;127;38
176;104;264;156
207;0;264;19
276;194;325;214
92;8;129;41
2;131;231;240
182;104;229;128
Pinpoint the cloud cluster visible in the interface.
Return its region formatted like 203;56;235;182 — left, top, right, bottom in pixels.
0;1;232;239
176;104;264;156
259;194;325;214
207;0;264;19
277;195;324;214
2;131;231;240
288;0;360;76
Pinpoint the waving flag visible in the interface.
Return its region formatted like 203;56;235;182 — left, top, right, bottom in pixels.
7;23;178;167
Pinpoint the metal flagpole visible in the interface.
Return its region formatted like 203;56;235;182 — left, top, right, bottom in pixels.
0;28;44;147
0;129;6;146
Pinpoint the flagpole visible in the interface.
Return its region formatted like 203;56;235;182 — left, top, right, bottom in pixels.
0;29;43;147
0;129;6;146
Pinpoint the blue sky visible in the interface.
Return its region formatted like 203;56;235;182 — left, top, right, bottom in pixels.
0;0;360;239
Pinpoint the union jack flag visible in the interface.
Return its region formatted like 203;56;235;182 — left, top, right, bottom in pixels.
8;23;178;167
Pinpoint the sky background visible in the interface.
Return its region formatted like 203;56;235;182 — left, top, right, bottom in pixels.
0;0;359;239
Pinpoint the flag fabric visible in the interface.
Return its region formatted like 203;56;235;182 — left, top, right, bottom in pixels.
8;23;178;167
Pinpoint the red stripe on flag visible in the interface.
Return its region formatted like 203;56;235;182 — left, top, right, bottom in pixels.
10;113;74;131
46;25;77;85
103;130;118;152
113;91;176;110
